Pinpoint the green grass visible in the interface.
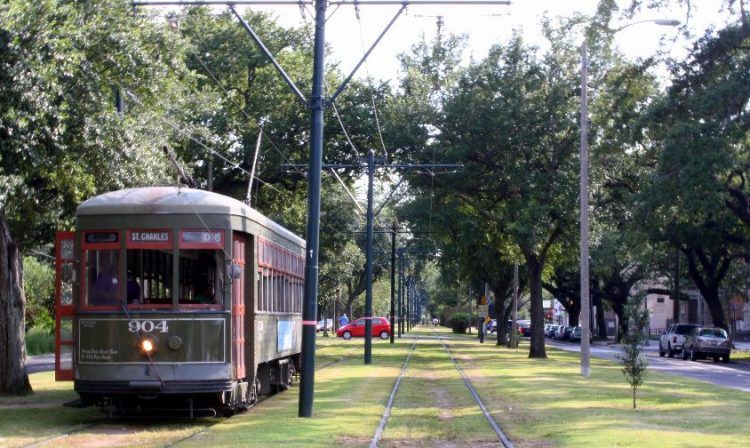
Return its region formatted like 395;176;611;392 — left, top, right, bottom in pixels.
732;349;750;363
0;372;102;447
447;332;750;447
2;330;750;447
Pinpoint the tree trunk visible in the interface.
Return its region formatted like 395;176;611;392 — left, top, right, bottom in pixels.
594;293;607;340
0;208;32;395
632;387;637;410
683;247;730;330
525;254;547;358
490;283;509;346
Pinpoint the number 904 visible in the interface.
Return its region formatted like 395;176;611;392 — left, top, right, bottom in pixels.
128;320;168;333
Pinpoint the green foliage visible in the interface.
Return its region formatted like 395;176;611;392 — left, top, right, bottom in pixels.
25;327;54;356
620;293;650;409
22;256;54;332
449;311;470;334
0;0;185;248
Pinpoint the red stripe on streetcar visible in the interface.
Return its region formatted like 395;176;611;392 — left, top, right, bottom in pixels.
302;320;317;325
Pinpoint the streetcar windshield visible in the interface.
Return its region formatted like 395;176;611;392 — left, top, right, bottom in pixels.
178;248;224;307
85;249;120;306
126;249;173;307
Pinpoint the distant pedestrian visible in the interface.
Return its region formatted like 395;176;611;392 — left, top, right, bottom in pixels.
339;313;349;327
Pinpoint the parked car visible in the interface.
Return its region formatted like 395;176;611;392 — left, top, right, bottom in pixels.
547;324;561;338
518;320;531;337
569;326;593;343
659;323;702;358
554;325;567;340
682;327;731;363
336;317;391;340
556;325;574;341
316;319;333;333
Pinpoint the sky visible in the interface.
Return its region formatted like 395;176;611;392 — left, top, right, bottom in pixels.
260;0;736;82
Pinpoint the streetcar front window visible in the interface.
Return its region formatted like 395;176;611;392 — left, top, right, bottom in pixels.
85;249;120;307
126;249;173;307
178;248;224;307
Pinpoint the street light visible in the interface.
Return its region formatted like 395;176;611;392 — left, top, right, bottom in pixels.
579;18;679;378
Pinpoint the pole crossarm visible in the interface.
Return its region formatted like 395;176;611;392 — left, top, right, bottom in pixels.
230;5;307;105
133;1;510;6
329;5;406;104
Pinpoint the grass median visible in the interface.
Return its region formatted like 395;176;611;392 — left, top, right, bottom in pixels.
2;330;749;447
444;330;750;447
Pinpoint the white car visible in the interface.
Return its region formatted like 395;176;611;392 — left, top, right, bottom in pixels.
659;323;701;358
316;319;333;333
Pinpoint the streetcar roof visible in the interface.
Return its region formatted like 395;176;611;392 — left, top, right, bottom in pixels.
77;186;305;246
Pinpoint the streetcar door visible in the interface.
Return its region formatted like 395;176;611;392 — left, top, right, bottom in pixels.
232;232;246;379
54;231;75;381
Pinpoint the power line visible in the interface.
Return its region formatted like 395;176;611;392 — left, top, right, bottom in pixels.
190;51;307;178
124;89;286;197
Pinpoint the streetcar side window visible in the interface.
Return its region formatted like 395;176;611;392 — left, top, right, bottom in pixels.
257;238;304;313
178;249;224;306
85;249;120;307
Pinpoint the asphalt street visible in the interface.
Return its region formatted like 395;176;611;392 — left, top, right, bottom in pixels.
25;340;750;392
547;339;750;392
25;353;55;374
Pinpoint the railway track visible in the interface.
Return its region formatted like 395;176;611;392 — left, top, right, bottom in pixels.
369;332;514;448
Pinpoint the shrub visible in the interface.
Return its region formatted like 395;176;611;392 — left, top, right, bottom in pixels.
26;327;55;356
450;311;471;334
23;256;55;332
620;293;650;409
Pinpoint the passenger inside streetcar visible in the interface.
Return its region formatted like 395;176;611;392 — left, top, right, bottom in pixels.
89;263;119;305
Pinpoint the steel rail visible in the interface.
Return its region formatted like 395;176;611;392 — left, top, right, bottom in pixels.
369;337;418;448
437;334;514;448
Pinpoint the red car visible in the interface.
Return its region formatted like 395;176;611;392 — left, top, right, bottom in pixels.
336;317;391;340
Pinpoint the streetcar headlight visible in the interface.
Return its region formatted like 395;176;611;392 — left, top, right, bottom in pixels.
139;337;158;356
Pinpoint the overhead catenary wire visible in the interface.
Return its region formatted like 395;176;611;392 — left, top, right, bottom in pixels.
124;89;286;197
190;52;307;178
354;6;389;161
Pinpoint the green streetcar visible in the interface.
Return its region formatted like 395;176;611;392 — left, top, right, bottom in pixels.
54;187;304;416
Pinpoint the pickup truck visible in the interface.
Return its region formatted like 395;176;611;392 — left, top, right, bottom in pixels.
659;323;702;358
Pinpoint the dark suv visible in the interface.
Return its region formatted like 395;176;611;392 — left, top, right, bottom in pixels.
659;323;701;358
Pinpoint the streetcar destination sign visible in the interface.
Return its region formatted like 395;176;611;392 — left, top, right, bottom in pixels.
130;231;171;242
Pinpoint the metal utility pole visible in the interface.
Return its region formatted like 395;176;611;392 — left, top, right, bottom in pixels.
135;0;510;419
511;263;518;349
579;18;679;379
673;248;680;323
398;250;404;337
580;39;591;379
364;150;375;364
390;222;397;344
